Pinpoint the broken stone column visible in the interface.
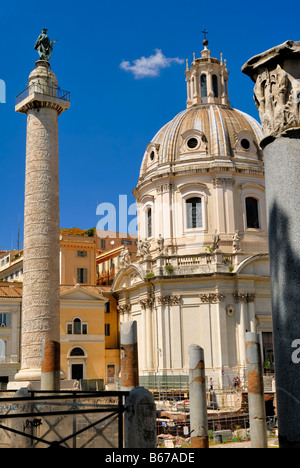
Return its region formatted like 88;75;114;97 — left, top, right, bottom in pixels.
41;339;61;391
124;387;157;448
246;332;268;448
189;344;209;448
120;321;139;391
243;41;300;448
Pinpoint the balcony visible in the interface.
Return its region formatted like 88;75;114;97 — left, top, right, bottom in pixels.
15;83;70;114
16;83;70;105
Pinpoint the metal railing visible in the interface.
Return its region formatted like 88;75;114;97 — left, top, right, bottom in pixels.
0;390;128;449
16;84;70;105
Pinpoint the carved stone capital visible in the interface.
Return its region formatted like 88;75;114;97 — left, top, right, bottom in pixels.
233;292;255;303
242;41;300;138
162;183;173;193
170;295;181;305
117;303;131;313
200;292;226;303
139;297;154;309
157;296;170;306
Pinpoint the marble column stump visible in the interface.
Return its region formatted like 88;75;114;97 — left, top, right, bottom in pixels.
243;41;300;448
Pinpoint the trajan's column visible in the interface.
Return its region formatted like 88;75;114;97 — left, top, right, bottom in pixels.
243;41;300;448
14;30;70;385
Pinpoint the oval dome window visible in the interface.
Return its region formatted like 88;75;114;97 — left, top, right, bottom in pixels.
241;138;250;150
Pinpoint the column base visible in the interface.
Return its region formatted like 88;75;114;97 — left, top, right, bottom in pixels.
14;368;41;382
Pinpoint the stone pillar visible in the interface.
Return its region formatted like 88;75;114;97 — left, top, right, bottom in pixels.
157;296;171;370
120;321;139;391
246;332;268;448
124;387;157;448
243;41;300;448
145;298;154;372
170;296;182;370
139;300;147;373
233;292;249;368
248;294;256;333
15;60;70;383
41;339;60;391
189;345;209;448
10;308;19;363
212;178;226;233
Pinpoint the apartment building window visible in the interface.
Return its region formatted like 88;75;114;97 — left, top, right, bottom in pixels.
67;318;88;335
105;302;110;314
77;250;87;258
77;268;88;284
0;340;6;363
0;313;11;327
105;324;110;336
121;240;132;246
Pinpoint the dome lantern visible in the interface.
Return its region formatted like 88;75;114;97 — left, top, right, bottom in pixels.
185;41;230;108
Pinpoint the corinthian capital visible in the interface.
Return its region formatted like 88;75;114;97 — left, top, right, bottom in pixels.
233;292;255;303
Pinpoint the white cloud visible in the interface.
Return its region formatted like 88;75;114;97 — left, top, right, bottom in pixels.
120;49;184;79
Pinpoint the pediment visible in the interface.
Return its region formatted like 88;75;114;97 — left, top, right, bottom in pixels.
236;254;270;276
60;286;106;302
112;263;146;291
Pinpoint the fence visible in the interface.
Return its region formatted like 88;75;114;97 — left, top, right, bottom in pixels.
0;390;128;449
16;84;70;105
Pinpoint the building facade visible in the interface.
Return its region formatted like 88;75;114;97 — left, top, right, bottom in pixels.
0;283;22;388
113;42;273;388
0;228;121;388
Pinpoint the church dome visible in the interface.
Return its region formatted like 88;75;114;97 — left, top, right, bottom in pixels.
139;104;263;179
138;41;263;181
133;42;267;261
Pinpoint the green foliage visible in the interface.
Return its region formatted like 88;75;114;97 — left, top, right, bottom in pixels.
146;272;155;279
85;228;95;237
165;264;174;274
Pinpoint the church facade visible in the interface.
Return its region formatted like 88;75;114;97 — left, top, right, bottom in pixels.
112;42;273;389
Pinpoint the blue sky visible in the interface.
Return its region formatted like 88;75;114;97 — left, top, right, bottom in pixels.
0;0;299;250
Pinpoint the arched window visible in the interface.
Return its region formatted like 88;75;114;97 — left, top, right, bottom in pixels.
67;318;88;335
186;197;202;229
246;197;260;228
73;318;82;335
212;75;218;97
146;207;152;238
201;75;207;98
70;347;85;357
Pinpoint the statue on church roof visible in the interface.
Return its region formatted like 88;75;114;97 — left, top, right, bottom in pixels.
34;29;57;61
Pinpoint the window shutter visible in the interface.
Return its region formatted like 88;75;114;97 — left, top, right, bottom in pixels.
77;268;81;283
83;268;88;284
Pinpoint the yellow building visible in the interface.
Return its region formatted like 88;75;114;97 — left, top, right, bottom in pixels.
0;227;121;388
59;228;120;387
60;227;97;286
60;285;107;385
